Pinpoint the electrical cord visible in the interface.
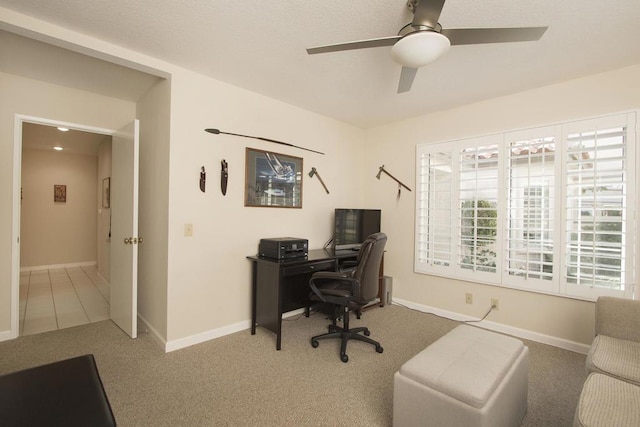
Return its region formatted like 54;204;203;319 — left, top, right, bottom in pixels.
463;304;496;323
323;237;334;249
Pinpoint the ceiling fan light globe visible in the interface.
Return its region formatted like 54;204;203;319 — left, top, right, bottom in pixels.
391;31;450;68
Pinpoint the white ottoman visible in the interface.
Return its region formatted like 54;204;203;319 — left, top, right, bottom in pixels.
393;325;528;427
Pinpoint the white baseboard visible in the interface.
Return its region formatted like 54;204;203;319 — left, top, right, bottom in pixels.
137;314;166;349
163;308;306;353
2;297;589;356
164;319;251;353
392;298;591;355
0;329;15;343
283;308;306;318
21;261;97;272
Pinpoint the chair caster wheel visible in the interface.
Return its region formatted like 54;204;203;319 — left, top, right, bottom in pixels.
376;346;384;353
364;329;370;336
341;353;349;363
311;339;319;348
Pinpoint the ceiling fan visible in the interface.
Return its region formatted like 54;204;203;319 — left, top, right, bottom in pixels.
306;0;547;93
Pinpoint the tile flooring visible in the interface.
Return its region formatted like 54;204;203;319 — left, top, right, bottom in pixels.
19;265;110;336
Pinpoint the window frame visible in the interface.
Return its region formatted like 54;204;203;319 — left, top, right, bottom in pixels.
414;112;637;301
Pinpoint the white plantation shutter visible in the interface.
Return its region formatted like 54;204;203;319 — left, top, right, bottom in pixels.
504;128;559;292
415;150;453;273
415;112;636;301
458;144;499;274
563;114;635;299
415;135;502;283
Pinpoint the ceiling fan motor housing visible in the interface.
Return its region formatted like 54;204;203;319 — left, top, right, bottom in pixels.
391;30;450;68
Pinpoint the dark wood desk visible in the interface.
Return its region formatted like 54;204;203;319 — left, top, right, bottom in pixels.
247;248;361;350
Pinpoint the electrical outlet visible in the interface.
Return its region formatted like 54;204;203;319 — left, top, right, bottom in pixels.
465;293;473;304
491;298;499;310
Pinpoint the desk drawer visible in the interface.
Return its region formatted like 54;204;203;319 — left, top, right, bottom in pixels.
282;260;335;277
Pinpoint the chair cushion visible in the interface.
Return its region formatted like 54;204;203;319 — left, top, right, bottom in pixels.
574;373;640;427
398;325;525;408
317;284;352;298
586;334;640;386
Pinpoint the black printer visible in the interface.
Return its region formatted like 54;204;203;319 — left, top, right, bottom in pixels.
259;237;308;259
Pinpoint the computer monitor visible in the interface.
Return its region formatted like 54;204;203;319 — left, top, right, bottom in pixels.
333;208;381;250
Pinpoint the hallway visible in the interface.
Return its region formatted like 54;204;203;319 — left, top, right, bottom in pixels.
19;266;110;336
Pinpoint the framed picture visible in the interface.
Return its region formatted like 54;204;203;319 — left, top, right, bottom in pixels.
54;184;66;203
245;148;303;208
102;177;110;208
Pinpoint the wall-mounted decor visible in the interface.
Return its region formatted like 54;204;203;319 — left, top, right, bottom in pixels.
376;165;412;199
205;128;324;155
221;159;228;195
54;184;66;203
245;148;302;208
308;167;330;194
199;167;206;193
102;178;110;208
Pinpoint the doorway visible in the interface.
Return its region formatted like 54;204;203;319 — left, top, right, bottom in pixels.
11;114;139;338
19;122;113;336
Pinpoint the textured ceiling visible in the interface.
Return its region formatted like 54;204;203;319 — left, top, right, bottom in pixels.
2;0;640;128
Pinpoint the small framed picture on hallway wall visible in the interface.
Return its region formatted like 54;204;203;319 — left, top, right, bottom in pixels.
54;185;66;203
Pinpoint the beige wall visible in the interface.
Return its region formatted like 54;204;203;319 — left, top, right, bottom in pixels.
136;78;171;342
20;148;98;267
97;139;112;280
0;71;136;335
365;64;640;348
164;69;366;344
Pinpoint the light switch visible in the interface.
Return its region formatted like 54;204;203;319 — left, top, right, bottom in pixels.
184;223;193;237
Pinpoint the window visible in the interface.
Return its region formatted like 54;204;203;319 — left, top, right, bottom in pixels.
522;187;548;241
415;112;637;300
564;123;629;295
416;151;453;268
458;145;499;274
506;132;557;289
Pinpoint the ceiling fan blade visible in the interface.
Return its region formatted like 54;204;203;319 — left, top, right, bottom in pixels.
398;67;419;93
412;0;447;28
442;27;548;45
307;36;401;55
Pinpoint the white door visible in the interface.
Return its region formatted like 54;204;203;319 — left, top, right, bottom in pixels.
110;119;139;338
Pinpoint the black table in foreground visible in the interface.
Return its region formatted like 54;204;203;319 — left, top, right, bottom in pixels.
0;354;116;427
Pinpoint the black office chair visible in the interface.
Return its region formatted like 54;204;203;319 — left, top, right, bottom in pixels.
309;232;387;362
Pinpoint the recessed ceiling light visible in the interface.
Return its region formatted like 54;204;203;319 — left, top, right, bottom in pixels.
52;146;63;151
57;127;69;132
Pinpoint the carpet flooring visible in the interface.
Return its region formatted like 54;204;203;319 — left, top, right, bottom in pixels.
0;304;587;426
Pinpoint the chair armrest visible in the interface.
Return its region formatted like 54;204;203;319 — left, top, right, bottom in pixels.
595;297;640;342
310;271;350;281
309;271;360;303
340;260;358;268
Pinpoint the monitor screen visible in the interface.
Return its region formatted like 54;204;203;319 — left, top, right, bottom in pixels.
334;208;381;250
